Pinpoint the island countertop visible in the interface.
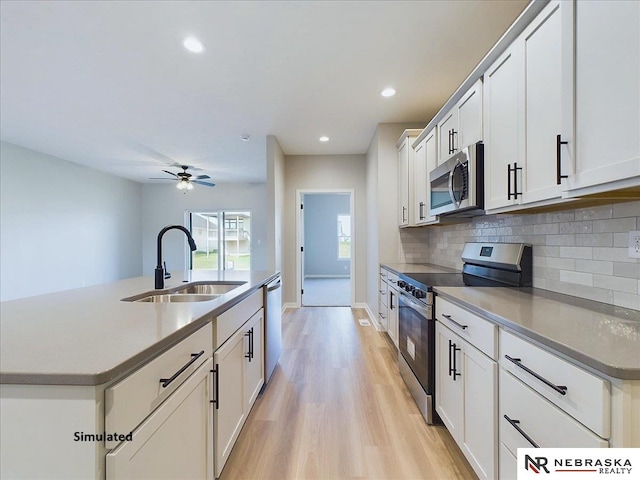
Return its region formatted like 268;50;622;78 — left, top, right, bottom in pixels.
0;270;278;386
434;286;640;380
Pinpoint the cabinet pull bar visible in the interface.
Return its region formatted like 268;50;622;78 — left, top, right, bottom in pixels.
419;202;425;220
513;162;522;199
452;343;461;380
448;340;454;377
245;331;252;361
451;129;457;153
507;163;513;200
556;134;569;185
442;314;468;330
213;364;219;409
504;415;539;448
159;350;205;388
250;327;254;361
389;292;394;310
504;355;568;395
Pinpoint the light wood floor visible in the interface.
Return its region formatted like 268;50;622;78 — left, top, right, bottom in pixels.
219;307;477;480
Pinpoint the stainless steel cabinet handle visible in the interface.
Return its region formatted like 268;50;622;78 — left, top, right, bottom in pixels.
442;314;468;330
504;355;568;395
504;415;539;448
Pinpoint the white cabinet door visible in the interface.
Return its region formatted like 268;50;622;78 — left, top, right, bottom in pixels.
244;309;264;411
483;45;522;211
413;137;428;225
414;129;438;225
462;339;497;480
436;322;463;441
398;138;410;227
438;109;458;164
106;359;214;480
387;288;399;348
569;0;640;194
457;79;483;149
213;329;245;478
521;0;566;205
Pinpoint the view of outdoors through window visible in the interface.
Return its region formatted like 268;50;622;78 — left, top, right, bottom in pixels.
190;211;251;270
337;214;351;259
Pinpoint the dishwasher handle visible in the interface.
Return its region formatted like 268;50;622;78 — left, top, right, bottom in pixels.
267;279;282;292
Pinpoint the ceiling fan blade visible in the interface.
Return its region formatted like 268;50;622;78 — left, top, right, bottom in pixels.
149;177;176;180
162;170;179;178
194;174;210;180
193;180;216;187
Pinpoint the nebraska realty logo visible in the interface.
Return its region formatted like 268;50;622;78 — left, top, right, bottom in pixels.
518;448;639;478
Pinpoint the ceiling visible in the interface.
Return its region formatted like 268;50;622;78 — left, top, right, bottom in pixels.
0;0;529;184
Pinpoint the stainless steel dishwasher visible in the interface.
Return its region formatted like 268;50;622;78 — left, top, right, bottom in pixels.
264;275;282;384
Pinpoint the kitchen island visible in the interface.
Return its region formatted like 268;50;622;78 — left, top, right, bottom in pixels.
0;270;278;479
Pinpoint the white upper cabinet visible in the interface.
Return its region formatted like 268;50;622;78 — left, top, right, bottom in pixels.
521;0;569;205
484;0;571;212
483;46;521;211
567;0;640;195
438;80;483;165
413;128;437;225
397;129;422;227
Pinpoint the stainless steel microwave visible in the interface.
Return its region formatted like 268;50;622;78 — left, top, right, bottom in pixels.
429;142;484;217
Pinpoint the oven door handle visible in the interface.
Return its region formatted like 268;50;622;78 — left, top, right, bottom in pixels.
399;291;430;319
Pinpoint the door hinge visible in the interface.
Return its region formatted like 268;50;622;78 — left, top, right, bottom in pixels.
301;289;304;295
300;204;303;209
301;246;304;252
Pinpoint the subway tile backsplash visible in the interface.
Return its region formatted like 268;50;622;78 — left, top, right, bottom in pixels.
399;200;640;310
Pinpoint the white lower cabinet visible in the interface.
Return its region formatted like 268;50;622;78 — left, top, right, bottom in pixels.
436;322;497;480
106;358;214;480
213;308;264;478
387;285;399;348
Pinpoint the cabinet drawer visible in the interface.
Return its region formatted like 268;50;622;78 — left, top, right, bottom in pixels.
105;322;212;448
387;271;399;288
379;279;388;304
215;289;263;349
500;369;608;449
500;329;610;438
436;297;497;359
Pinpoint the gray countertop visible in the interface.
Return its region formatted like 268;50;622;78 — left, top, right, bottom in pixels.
0;270;278;386
434;286;640;380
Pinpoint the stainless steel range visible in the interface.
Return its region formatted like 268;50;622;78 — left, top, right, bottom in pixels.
397;242;532;424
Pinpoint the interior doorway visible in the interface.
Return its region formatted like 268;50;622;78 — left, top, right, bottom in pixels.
297;191;353;307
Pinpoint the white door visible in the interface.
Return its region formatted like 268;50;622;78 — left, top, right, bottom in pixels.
213;330;245;478
521;0;565;205
483;46;522;211
569;0;640;193
106;359;214;480
435;323;463;442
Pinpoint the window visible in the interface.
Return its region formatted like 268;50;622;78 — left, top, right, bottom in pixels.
189;211;251;271
337;214;351;260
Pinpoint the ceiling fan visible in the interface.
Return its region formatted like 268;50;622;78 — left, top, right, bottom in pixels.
150;165;216;190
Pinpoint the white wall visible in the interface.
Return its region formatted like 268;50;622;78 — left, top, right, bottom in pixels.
0;142;142;301
283;154;367;305
266;135;285;273
141;181;269;276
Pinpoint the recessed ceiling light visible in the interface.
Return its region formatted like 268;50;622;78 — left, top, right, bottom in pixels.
240;134;251;142
183;36;205;53
381;87;396;97
319;136;330;142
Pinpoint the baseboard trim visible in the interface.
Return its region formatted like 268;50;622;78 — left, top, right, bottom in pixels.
283;302;298;311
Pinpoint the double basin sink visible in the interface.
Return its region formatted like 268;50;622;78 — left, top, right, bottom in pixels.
122;281;246;303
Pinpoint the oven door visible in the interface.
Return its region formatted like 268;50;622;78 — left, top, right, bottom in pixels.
398;291;434;394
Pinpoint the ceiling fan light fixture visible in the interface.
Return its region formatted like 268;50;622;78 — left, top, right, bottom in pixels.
381;87;396;97
177;178;191;190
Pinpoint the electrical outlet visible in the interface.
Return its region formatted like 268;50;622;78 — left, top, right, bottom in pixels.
629;231;640;259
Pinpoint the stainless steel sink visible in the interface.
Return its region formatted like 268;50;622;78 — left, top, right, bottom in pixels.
122;281;246;302
173;282;245;295
134;293;220;303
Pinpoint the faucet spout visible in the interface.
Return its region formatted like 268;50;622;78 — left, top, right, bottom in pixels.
155;225;197;289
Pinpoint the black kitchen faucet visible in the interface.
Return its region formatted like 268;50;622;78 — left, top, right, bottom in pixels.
155;225;197;289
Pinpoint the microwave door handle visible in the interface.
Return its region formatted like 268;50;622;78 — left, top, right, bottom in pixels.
447;164;457;207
